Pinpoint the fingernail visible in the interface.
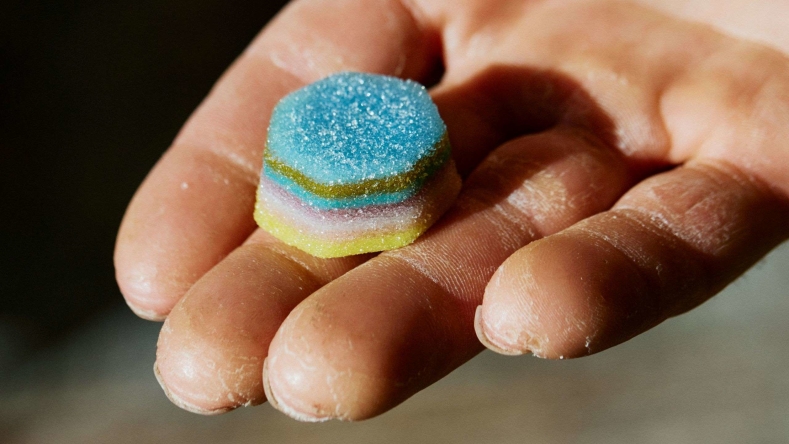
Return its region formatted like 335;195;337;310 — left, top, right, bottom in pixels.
153;362;233;415
262;357;331;423
126;301;167;322
474;306;531;356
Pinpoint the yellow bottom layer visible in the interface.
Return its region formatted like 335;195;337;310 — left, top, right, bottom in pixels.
254;158;462;258
254;207;428;258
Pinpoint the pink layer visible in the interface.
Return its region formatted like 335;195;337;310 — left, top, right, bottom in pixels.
256;161;460;241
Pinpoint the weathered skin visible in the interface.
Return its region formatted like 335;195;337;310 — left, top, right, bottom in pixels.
115;0;789;420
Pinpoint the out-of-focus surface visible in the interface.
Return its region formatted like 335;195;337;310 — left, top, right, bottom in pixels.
2;244;788;443
1;0;788;442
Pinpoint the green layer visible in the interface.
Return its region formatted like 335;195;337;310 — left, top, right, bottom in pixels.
263;133;450;199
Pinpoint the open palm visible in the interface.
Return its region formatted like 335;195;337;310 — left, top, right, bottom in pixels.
115;0;789;420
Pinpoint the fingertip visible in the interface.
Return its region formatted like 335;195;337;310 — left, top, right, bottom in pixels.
124;298;168;322
479;236;622;360
264;291;410;422
478;242;566;359
115;254;191;321
114;261;180;321
153;362;236;416
473;305;531;356
262;356;330;423
114;147;260;322
263;305;364;422
154;349;263;415
154;311;266;415
263;314;343;422
114;226;196;321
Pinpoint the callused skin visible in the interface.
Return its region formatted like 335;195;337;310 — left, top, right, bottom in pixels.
115;0;789;420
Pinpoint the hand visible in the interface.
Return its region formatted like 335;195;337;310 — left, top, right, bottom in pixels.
115;0;789;420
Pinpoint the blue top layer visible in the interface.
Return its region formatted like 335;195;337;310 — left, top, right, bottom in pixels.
266;72;446;185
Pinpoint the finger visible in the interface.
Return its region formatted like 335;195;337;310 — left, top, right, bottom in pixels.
114;0;440;319
264;125;632;421
478;160;789;359
154;229;368;414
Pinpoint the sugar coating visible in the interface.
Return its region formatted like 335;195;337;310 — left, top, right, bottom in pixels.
263;134;449;209
256;161;460;243
264;134;450;204
266;72;446;185
264;166;421;209
256;72;460;257
254;162;461;258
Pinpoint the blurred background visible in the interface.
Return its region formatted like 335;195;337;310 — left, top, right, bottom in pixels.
0;1;787;443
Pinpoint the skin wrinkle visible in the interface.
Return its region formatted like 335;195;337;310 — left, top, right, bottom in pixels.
571;222;666;321
486;204;535;251
159;344;231;410
386;248;443;289
154;363;233;416
505;164;573;229
619;163;756;256
662;43;789;196
558;62;670;160
263;360;329;423
176;100;268;180
468;154;547;234
461;190;541;239
267;30;348;84
255;243;327;287
377;257;464;343
385;202;533;307
245;233;367;283
265;0;430;85
481;261;549;356
267;309;323;419
394;244;475;307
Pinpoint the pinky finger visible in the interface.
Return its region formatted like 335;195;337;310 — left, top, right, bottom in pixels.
476;160;789;359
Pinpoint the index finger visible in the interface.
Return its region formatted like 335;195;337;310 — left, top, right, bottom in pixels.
114;0;440;319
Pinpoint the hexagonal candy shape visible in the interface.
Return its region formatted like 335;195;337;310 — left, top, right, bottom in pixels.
254;72;460;258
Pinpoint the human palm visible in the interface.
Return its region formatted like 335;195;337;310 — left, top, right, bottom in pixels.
115;0;789;420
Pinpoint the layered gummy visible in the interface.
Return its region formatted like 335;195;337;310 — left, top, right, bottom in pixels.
254;72;461;258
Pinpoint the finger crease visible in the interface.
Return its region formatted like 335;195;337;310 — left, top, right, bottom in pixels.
190;144;260;187
572;223;664;321
255;243;325;287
